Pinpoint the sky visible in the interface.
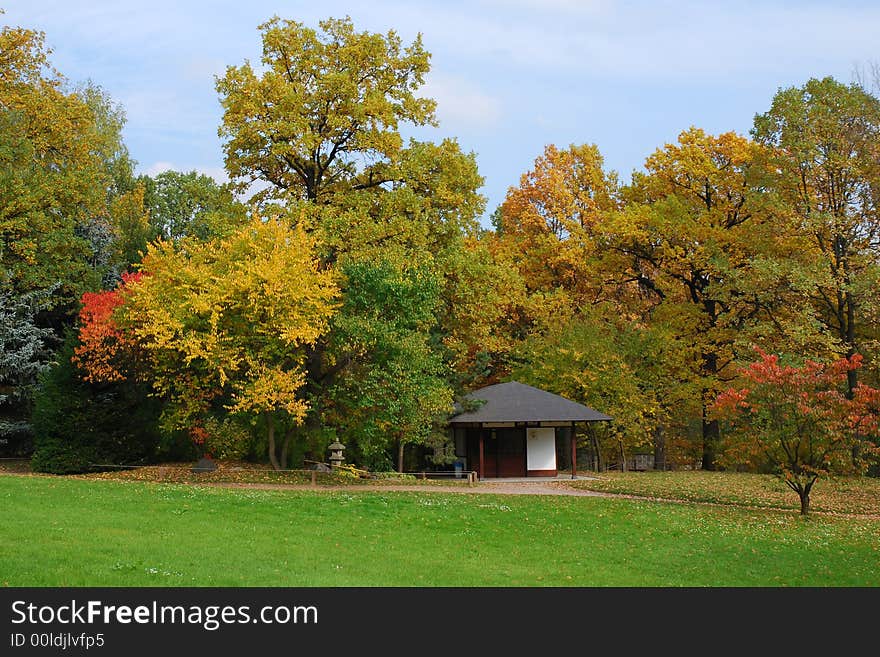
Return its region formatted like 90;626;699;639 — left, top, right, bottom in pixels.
5;1;879;223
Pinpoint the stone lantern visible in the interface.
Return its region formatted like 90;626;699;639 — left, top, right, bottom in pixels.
328;441;346;468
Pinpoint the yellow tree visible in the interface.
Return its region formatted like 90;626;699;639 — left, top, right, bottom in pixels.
215;16;486;464
464;143;623;392
0;23;124;310
497;143;619;300
119;218;338;469
605;128;824;469
216;15;435;205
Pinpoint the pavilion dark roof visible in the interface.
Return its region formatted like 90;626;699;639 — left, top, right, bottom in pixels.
449;381;612;425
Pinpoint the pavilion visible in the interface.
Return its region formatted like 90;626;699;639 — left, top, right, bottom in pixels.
448;381;612;479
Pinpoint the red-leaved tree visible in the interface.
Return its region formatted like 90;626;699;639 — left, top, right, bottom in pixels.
713;349;880;514
72;272;144;383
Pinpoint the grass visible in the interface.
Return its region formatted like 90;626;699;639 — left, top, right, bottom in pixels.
563;471;880;516
1;474;878;586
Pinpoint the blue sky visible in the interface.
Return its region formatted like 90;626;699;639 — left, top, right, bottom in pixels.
6;1;879;223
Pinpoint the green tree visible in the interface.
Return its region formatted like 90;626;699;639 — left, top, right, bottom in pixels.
511;306;700;471
753;77;880;395
140;169;248;242
325;261;452;471
31;332;165;474
106;184;152;274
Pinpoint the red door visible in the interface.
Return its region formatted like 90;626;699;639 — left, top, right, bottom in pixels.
495;428;526;477
468;428;525;478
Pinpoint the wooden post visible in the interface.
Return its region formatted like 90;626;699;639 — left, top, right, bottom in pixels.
571;428;577;480
311;470;317;487
479;431;484;481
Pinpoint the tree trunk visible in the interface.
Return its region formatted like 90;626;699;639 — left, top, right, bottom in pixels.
280;428;293;470
844;277;857;399
397;440;405;473
701;382;720;471
799;489;810;515
593;434;604;472
653;426;666;471
799;478;816;516
701;347;720;470
266;412;280;471
619;439;627;472
845;295;859;464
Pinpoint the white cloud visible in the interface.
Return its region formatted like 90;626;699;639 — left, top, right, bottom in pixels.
196;166;229;184
391;1;880;80
142;161;176;176
422;73;502;130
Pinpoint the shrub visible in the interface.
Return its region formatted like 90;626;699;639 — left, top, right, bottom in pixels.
31;334;165;474
202;416;254;460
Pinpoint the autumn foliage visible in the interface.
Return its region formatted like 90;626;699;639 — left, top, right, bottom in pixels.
713;349;880;513
73;218;338;469
72;272;144;383
16;10;880;484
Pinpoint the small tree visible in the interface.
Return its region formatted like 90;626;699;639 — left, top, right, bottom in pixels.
713;349;880;515
74;217;339;469
0;285;56;455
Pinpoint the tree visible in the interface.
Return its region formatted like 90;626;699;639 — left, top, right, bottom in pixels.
216;15;435;205
436;236;530;387
713;349;880;514
463;143;622;390
603;127;822;469
215;16;485;466
140;169;247;242
753;77;880;395
0;24;130;315
0;285;55;455
497;143;619;299
1;19;138;455
32;332;165;474
72;272;143;384
510;306;701;470
106;185;152;274
324;260;452;471
113;218;338;470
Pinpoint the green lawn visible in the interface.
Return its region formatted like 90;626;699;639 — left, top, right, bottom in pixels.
564;471;880;516
2;474;878;586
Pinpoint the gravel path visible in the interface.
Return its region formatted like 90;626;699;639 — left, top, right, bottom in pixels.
198;480;613;497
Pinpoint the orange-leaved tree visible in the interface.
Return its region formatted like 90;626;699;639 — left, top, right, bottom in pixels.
496;143;619;300
713;349;880;514
72;272;144;383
